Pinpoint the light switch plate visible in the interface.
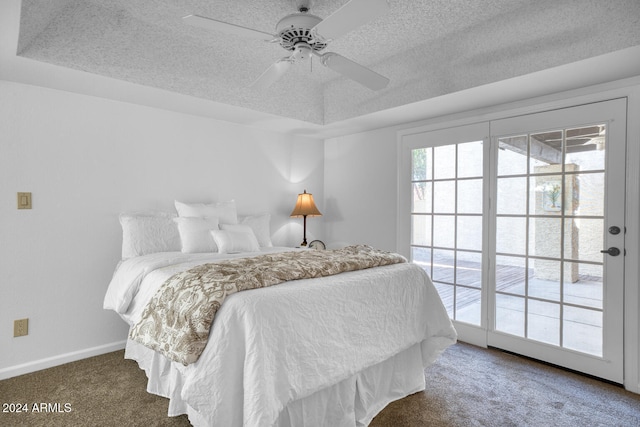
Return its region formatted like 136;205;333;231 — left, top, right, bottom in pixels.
14;318;29;337
17;192;32;209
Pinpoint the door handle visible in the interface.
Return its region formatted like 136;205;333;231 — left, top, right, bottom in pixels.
600;247;621;256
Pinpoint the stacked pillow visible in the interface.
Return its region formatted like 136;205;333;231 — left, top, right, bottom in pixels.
174;200;238;225
236;213;273;248
119;201;274;259
174;216;220;253
119;211;181;259
174;200;271;254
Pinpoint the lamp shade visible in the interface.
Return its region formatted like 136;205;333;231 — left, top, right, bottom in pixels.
290;190;322;217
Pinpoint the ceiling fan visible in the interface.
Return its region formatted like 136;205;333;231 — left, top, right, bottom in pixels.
183;0;390;91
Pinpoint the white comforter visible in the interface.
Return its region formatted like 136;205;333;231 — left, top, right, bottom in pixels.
104;248;457;426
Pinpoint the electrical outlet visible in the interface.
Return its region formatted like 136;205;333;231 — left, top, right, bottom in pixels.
14;318;28;337
17;192;32;209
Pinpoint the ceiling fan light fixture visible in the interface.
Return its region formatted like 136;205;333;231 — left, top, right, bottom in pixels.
293;43;313;61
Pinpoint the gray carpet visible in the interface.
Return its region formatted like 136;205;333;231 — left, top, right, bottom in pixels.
1;342;638;426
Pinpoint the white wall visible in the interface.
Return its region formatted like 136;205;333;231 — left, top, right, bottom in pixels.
323;127;399;251
0;80;324;377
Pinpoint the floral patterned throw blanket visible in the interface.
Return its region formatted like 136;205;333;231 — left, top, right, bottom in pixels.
129;245;406;365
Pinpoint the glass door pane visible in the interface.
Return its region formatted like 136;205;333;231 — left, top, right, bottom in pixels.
410;141;484;326
494;125;608;356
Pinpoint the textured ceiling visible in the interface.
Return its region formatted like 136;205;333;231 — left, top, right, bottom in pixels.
16;0;640;126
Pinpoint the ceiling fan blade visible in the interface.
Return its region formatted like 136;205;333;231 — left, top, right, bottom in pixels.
183;15;273;41
320;53;389;90
312;0;389;41
250;58;293;90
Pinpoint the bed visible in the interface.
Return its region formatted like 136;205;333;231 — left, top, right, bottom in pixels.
103;204;457;426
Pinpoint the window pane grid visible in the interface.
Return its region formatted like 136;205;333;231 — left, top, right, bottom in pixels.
494;253;603;266
495;124;606;356
497;214;605;219
410;141;483;326
495;169;605;180
412;175;483;183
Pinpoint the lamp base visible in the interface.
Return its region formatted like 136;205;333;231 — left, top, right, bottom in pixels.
300;215;308;247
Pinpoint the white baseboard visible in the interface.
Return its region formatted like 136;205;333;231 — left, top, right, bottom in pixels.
0;340;127;381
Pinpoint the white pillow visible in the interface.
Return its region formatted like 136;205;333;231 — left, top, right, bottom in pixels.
211;228;260;254
236;213;273;248
119;212;181;260
175;217;220;253
175;200;238;224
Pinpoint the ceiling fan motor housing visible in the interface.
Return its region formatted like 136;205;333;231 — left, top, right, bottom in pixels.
276;13;326;52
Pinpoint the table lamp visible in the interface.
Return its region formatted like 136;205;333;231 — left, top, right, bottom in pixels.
290;189;322;246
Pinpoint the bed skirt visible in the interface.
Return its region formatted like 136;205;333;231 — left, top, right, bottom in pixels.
125;338;438;426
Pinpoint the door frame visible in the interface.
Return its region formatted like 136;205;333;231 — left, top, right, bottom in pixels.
396;78;640;392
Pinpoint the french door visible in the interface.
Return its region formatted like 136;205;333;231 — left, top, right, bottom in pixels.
400;98;627;383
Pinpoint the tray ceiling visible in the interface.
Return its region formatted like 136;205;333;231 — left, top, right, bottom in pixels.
16;0;640;126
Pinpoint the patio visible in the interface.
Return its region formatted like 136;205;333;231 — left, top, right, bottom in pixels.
417;258;603;356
